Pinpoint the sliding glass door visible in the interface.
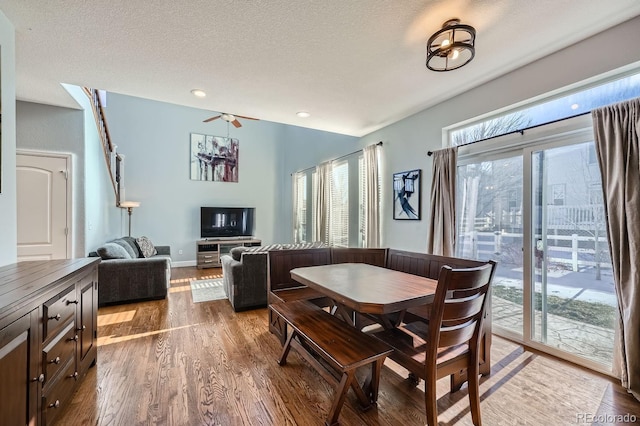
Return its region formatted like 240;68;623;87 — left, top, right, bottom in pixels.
456;117;617;372
456;154;524;339
528;142;615;367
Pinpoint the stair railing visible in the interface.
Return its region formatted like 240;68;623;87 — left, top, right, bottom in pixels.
83;87;122;205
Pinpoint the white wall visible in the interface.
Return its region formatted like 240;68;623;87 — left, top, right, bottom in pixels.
63;85;121;253
16;101;86;257
0;10;16;266
358;14;640;253
105;93;356;264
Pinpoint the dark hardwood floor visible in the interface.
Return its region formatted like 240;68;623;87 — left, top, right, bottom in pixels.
54;267;640;425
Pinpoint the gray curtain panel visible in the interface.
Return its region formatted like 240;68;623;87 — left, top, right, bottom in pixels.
363;144;381;248
592;97;640;401
427;147;457;257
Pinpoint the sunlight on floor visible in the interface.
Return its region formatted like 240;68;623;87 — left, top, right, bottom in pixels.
169;285;191;293
97;310;136;326
171;273;222;284
97;324;200;346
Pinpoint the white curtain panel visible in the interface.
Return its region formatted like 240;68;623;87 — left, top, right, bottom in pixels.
592;97;640;401
292;173;300;243
313;162;331;244
363;144;381;248
426;147;457;257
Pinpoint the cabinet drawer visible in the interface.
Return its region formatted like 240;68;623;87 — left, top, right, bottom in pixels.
42;359;78;425
42;321;76;386
198;254;219;264
43;285;77;341
198;253;219;260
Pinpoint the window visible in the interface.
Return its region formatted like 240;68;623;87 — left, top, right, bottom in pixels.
292;150;379;247
450;71;640;147
589;183;603;205
329;161;349;246
587;144;598;165
551;184;565;206
293;174;307;243
454;115;617;375
448;65;638;374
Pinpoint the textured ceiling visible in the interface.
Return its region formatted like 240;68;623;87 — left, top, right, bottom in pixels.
2;1;640;136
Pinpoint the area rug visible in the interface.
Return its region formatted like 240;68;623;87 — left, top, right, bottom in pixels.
190;278;227;303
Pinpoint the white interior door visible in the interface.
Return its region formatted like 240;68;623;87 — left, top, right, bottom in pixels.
16;152;71;261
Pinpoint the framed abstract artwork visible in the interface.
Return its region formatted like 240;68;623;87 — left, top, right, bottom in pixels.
393;169;421;220
190;133;239;182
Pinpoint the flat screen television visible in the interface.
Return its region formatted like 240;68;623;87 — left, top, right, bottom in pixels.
200;207;255;238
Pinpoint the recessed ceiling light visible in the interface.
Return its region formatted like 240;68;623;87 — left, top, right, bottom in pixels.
191;89;206;98
296;111;310;118
571;103;579;110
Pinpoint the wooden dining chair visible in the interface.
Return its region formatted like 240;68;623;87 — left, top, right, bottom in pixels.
372;261;496;426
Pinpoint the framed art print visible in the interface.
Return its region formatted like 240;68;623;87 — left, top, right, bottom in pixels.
393;169;421;220
190;133;239;182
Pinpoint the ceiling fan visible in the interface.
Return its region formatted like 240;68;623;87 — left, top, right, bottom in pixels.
203;113;259;128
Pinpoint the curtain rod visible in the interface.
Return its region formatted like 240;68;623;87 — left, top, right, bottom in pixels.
428;111;592;156
292;141;383;175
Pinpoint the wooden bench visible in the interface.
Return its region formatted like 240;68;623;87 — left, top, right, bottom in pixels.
267;248;333;344
270;300;393;426
330;247;388;267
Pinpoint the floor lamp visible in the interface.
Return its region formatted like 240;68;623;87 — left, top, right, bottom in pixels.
119;201;140;237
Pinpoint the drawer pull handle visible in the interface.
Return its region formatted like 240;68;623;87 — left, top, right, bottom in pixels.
32;374;45;383
69;371;79;380
66;300;79;305
68;335;79;342
77;325;86;332
50;356;61;364
49;400;60;409
49;313;62;321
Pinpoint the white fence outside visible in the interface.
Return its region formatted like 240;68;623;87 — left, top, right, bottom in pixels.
458;230;611;272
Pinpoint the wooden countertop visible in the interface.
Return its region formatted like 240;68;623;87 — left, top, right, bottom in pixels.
0;258;100;317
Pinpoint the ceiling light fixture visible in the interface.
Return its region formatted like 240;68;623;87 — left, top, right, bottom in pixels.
296;111;310;118
191;89;206;98
221;113;236;122
426;19;476;72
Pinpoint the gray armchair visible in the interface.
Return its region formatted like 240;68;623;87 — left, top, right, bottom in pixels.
221;250;269;311
221;242;327;311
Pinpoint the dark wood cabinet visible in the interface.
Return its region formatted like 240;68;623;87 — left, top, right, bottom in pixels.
0;309;39;426
0;258;99;426
77;276;97;373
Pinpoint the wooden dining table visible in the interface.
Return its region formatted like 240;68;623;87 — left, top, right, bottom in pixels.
290;263;438;329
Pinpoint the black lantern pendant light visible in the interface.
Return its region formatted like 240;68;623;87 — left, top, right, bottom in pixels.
426;19;476;72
